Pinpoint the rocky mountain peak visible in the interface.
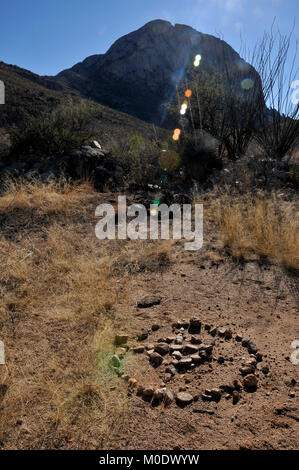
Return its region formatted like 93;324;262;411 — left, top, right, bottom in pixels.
57;20;259;124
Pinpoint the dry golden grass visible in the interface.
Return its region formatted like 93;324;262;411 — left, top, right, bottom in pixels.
209;192;299;270
0;178;173;449
1;177;297;449
0;177;95;215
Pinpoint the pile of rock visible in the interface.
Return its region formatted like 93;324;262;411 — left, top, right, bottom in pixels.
124;317;264;408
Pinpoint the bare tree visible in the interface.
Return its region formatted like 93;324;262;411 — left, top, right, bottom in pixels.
253;24;299;161
171;22;298;162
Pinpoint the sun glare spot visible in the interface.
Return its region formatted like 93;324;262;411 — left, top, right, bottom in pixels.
194;54;202;67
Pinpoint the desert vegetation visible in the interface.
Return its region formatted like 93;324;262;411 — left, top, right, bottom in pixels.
0;18;298;451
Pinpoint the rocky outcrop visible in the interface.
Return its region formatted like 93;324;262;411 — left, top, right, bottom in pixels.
0;141;125;191
57;20;261;124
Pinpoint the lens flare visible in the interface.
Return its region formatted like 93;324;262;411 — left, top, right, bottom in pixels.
241;78;254;90
180;102;187;115
173;128;181;141
194;54;202;67
185;89;192;98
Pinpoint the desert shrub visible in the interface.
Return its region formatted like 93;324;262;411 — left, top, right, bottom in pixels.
8;101;96;162
177;132;222;181
111;133;161;186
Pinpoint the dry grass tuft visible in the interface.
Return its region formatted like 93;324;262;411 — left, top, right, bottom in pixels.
0;177;95;215
211;193;299;270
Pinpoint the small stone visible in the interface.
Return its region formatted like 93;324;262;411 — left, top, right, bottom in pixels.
149;352;163;367
242;338;250;347
245;358;257;368
210;327;217;337
288;391;295;398
233;379;242;391
146;349;155;356
172;351;182;360
114;334;129;346
256;352;263;362
157;337;167;343
154;343;169;356
142;387;155;398
165;364;176;376
210;388;222;400
201;393;212;401
240;365;255;376
199;351;208;361
248;341;258;354
152;389;163;402
178;358;192;368
145;343;155;351
191;336;201;345
190;354;201;365
174;335;183;345
217;356;225;364
164;390;174;406
218;327;226;337
189;317;202;333
137;295;161;308
224;329;233;339
220;383;234;393
235;334;243;342
176;320;189;329
166;336;175;344
137;331;148;341
169;344;183;353
152;324;160;331
176;392;193;406
133;346;145;354
243;374;258;389
183;343;199;355
199;344;213;355
232;391;240;404
204;324;211;331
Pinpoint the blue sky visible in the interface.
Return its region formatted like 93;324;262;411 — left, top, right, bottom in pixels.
0;0;297;76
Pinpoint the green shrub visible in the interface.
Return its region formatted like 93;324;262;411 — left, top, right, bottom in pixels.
111;133;160;186
9;101;96;162
177;132;222;181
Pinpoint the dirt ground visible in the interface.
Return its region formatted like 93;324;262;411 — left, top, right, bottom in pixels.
0;190;298;450
109;215;299;450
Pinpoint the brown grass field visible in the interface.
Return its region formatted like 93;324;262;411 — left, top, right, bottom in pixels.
0;179;298;449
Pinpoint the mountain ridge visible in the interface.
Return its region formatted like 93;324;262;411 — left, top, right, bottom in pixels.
56;19;260;124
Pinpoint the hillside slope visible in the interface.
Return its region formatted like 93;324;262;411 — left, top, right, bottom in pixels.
0;61;168;147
